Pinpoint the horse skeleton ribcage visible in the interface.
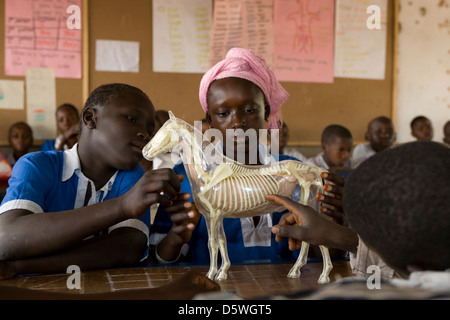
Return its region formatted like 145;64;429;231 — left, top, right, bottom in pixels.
198;162;312;215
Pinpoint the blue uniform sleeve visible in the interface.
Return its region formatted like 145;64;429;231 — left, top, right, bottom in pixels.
0;152;57;213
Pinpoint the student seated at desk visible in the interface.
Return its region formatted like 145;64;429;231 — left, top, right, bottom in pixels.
41;103;80;152
305;124;353;174
410;115;433;142
0;83;192;279
351;116;396;168
268;141;450;298
6;121;34;167
151;48;342;265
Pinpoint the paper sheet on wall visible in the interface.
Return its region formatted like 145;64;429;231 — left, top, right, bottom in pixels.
334;0;388;79
0;80;24;110
4;0;82;79
153;0;212;73
209;0;274;68
95;40;140;73
26;68;56;140
273;0;335;83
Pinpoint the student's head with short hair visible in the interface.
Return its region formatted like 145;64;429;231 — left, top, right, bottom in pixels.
365;116;396;152
344;141;450;277
410;115;433;141
321;124;353;170
8;122;34;160
443;120;450;146
79;83;155;171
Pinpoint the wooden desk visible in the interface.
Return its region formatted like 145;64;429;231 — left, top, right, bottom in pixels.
0;261;352;299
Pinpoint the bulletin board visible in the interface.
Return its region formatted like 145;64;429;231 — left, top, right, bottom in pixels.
0;0;85;146
0;0;396;147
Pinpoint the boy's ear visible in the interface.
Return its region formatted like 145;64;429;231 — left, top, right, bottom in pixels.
82;107;97;129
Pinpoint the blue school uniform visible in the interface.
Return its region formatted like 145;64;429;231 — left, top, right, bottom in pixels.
0;145;150;258
40;139;56;151
151;147;301;265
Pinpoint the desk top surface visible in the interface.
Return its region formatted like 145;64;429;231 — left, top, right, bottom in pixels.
0;261;352;299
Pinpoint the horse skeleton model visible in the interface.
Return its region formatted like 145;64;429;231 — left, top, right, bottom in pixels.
143;112;333;283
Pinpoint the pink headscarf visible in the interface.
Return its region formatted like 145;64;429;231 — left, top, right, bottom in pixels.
199;48;289;130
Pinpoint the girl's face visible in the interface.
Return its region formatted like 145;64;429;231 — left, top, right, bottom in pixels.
206;77;267;164
56;107;79;133
90;93;155;171
323;137;353;170
9;125;33;154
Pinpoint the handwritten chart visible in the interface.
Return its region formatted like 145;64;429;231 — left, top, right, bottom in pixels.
153;0;212;73
273;0;335;83
209;0;274;68
4;0;82;79
26;68;56;140
334;0;387;79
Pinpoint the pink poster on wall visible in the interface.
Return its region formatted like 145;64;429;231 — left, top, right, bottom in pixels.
273;0;334;83
4;0;82;79
209;0;274;69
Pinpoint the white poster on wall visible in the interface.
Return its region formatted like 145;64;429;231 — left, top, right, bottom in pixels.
153;0;212;73
26;68;57;140
334;0;388;80
95;40;140;73
0;80;24;110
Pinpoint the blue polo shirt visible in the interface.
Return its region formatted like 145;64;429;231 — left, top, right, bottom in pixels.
0;145;150;256
151;148;301;265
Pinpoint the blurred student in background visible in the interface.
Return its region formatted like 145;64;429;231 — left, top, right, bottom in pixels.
352;116;396;167
410;115;433;142
41;103;80;152
7;122;34;167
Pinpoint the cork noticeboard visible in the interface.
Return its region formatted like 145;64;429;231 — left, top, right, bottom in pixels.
0;0;395;147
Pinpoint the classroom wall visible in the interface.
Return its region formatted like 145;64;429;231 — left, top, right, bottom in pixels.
0;0;396;147
0;0;84;146
395;0;449;144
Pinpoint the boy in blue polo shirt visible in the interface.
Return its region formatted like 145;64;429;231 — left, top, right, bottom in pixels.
0;83;194;279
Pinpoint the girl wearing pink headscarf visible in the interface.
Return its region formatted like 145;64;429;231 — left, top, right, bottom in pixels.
152;48;302;266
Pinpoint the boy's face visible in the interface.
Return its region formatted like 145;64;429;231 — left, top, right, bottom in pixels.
412;119;433;141
9;125;33;154
366;120;396;152
206;78;266;163
323;137;352;170
91;94;155;170
57;107;79;133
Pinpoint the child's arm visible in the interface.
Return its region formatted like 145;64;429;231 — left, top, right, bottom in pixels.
266;194;358;253
0;227;147;279
153;194;201;263
0;169;182;261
